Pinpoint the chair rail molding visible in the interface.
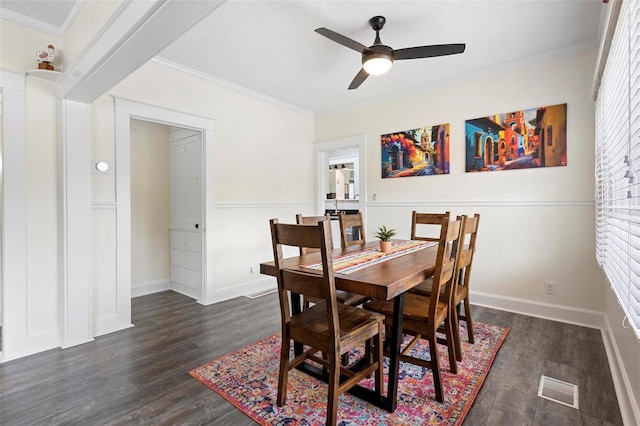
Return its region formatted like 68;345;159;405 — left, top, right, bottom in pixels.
367;200;594;208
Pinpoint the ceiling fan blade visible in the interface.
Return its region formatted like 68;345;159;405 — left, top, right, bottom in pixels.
315;27;367;53
348;68;369;90
394;43;466;60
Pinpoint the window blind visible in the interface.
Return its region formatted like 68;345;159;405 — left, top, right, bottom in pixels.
595;0;640;339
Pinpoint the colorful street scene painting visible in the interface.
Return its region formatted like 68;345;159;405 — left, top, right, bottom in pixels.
381;124;450;178
465;103;567;172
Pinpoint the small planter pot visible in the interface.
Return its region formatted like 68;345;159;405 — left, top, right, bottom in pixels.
379;241;392;253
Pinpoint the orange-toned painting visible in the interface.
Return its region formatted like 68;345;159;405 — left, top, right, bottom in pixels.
381;124;450;178
465;103;567;172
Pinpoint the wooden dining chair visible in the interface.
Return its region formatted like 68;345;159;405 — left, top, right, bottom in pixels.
363;216;463;403
410;214;480;347
270;218;384;425
295;214;369;308
408;210;464;360
411;211;451;242
295;213;332;254
338;211;366;248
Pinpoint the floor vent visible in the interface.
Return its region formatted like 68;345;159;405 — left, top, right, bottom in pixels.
538;375;579;409
246;288;277;299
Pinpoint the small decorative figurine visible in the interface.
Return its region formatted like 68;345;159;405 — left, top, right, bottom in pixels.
35;44;56;70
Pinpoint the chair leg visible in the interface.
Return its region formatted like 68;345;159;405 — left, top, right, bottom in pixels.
374;324;384;396
464;298;475;344
326;350;341;426
451;306;462;362
277;335;290;406
444;318;458;374
364;338;372;374
428;332;445;403
341;352;350;366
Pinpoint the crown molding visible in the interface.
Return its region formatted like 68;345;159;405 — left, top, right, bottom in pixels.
150;57;314;118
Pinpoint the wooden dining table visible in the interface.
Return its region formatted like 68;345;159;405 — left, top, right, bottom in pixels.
259;240;439;413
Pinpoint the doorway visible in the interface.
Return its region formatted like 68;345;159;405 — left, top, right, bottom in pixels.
114;99;216;315
313;134;366;246
129;121;203;300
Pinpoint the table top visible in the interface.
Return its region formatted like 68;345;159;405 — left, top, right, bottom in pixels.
259;240;438;301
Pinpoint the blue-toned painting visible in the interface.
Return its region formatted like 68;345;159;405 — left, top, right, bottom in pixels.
381;124;450;178
465;103;567;172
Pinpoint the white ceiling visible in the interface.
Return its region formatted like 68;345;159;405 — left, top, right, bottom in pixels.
1;0;605;113
0;0;84;37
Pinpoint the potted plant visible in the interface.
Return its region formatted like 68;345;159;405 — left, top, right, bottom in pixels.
374;225;396;253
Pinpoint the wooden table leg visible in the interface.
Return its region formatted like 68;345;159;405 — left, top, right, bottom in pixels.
384;292;404;412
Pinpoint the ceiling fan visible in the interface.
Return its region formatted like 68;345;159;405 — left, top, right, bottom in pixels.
315;16;465;90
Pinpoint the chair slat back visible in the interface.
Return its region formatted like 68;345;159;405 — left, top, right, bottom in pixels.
270;218;340;338
281;269;330;301
296;213;332;255
457;213;480;288
428;217;464;317
411;211;451;242
338;211;366;248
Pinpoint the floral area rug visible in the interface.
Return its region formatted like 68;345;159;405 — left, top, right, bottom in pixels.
189;321;508;425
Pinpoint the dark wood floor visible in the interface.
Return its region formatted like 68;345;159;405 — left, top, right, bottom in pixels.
0;291;623;425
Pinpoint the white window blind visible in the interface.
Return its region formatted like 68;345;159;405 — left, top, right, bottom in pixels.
596;0;640;339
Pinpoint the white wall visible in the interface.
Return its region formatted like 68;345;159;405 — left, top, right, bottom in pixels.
130;119;171;295
0;19;62;355
1;12;313;355
89;58;313;315
25;76;59;350
316;45;640;417
316;48;604;315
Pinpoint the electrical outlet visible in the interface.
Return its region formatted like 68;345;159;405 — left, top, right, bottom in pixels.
250;265;255;274
545;281;556;295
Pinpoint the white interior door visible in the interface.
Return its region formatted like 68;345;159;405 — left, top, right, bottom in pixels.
169;128;203;300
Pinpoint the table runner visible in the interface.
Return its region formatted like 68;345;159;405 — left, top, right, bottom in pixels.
301;240;436;275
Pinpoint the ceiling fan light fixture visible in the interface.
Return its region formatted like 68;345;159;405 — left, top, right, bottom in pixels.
363;54;393;75
316;15;465;89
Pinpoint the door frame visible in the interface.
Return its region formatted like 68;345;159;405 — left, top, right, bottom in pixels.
313;134;367;217
114;98;216;306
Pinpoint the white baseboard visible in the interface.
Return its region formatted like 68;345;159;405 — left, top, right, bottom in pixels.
602;315;640;426
26;328;60;355
470;290;605;329
171;281;200;300
131;279;171;298
132;277;278;305
199;276;277;306
92;313;134;338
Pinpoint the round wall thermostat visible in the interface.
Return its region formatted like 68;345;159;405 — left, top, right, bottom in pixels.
95;161;110;172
